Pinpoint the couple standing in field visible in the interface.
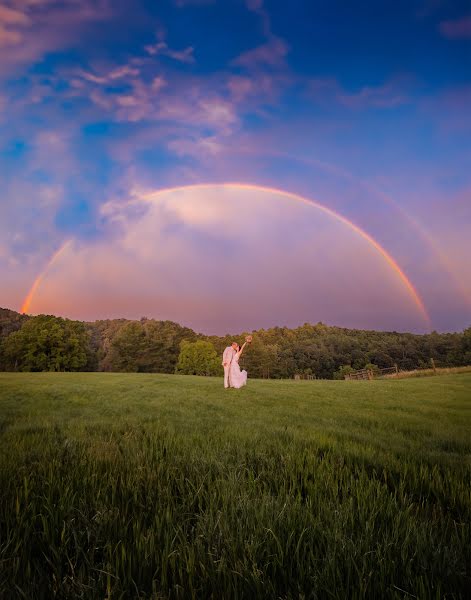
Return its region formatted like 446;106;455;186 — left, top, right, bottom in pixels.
222;335;252;389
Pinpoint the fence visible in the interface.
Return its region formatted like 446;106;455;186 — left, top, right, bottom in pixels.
345;366;398;380
345;359;442;380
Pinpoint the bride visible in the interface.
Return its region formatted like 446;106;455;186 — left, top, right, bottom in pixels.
230;336;251;389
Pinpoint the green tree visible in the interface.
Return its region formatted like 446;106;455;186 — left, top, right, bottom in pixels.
333;365;355;380
176;340;220;376
103;319;197;373
461;327;471;365
139;320;197;372
107;322;147;372
2;315;91;372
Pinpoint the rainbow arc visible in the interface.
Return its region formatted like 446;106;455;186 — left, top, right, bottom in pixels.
21;183;431;330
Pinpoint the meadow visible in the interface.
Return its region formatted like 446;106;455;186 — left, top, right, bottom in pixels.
0;373;470;599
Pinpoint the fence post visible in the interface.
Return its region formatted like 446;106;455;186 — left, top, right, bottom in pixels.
431;358;436;373
394;363;398;377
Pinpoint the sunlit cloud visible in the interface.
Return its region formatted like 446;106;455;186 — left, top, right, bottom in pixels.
0;3;30;47
0;0;111;72
22;185;432;333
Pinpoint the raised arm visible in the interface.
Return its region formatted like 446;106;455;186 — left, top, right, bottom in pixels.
237;341;248;358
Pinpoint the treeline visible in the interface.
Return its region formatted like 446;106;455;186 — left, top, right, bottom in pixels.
1;307;470;379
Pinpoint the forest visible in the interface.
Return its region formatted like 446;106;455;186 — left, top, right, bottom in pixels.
1;307;470;379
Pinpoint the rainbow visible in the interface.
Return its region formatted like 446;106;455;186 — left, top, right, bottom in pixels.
225;146;470;311
20;183;432;329
20;240;73;315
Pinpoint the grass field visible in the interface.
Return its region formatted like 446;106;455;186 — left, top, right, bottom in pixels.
0;373;470;599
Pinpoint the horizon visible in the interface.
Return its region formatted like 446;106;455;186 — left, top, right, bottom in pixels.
2;304;468;337
1;1;470;333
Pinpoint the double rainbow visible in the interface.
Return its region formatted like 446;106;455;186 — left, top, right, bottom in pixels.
21;183;431;329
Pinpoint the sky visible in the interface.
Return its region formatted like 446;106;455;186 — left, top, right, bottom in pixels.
0;0;470;334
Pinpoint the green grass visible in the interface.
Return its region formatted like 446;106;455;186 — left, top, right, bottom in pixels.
0;373;470;599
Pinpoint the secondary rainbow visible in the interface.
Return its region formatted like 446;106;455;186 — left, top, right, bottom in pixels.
20;182;432;329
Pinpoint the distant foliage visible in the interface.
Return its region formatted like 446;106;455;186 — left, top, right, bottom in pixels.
333;365;355;380
2;315;91;372
0;307;470;376
176;340;221;376
0;308;30;370
105;319;197;373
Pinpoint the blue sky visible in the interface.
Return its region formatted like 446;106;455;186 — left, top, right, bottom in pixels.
0;0;470;333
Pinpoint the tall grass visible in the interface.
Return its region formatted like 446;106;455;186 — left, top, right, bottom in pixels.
382;365;471;379
0;373;470;598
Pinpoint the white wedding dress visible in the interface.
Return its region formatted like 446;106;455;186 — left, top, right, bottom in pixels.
230;352;247;389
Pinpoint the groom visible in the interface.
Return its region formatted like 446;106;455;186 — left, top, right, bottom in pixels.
222;342;238;389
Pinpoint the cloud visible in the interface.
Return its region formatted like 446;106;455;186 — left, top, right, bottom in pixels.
23;185;429;333
1;1;292;161
58;51;242;134
145;41;195;64
245;0;271;37
77;65;141;85
232;37;289;69
167;135;222;158
0;0;111;73
439;15;471;39
338;81;410;109
0;3;30;47
308;77;411;110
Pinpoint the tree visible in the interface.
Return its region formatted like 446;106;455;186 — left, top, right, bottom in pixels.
334;365;354;380
1;307;470;377
2;315;91;372
139;320;197;372
102;319;197;373
176;340;220;376
107;322;147;372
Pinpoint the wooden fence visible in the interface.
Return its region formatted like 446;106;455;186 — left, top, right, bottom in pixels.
293;374;316;380
345;366;398;380
345;359;441;380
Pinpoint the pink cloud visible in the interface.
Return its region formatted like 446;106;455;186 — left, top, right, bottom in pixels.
227;75;254;102
439;15;471;39
232;37;289;69
24;186;431;333
167;136;222;158
0;1;111;73
145;41;195;64
81;66;239;132
0;3;30;47
77;65;141;85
